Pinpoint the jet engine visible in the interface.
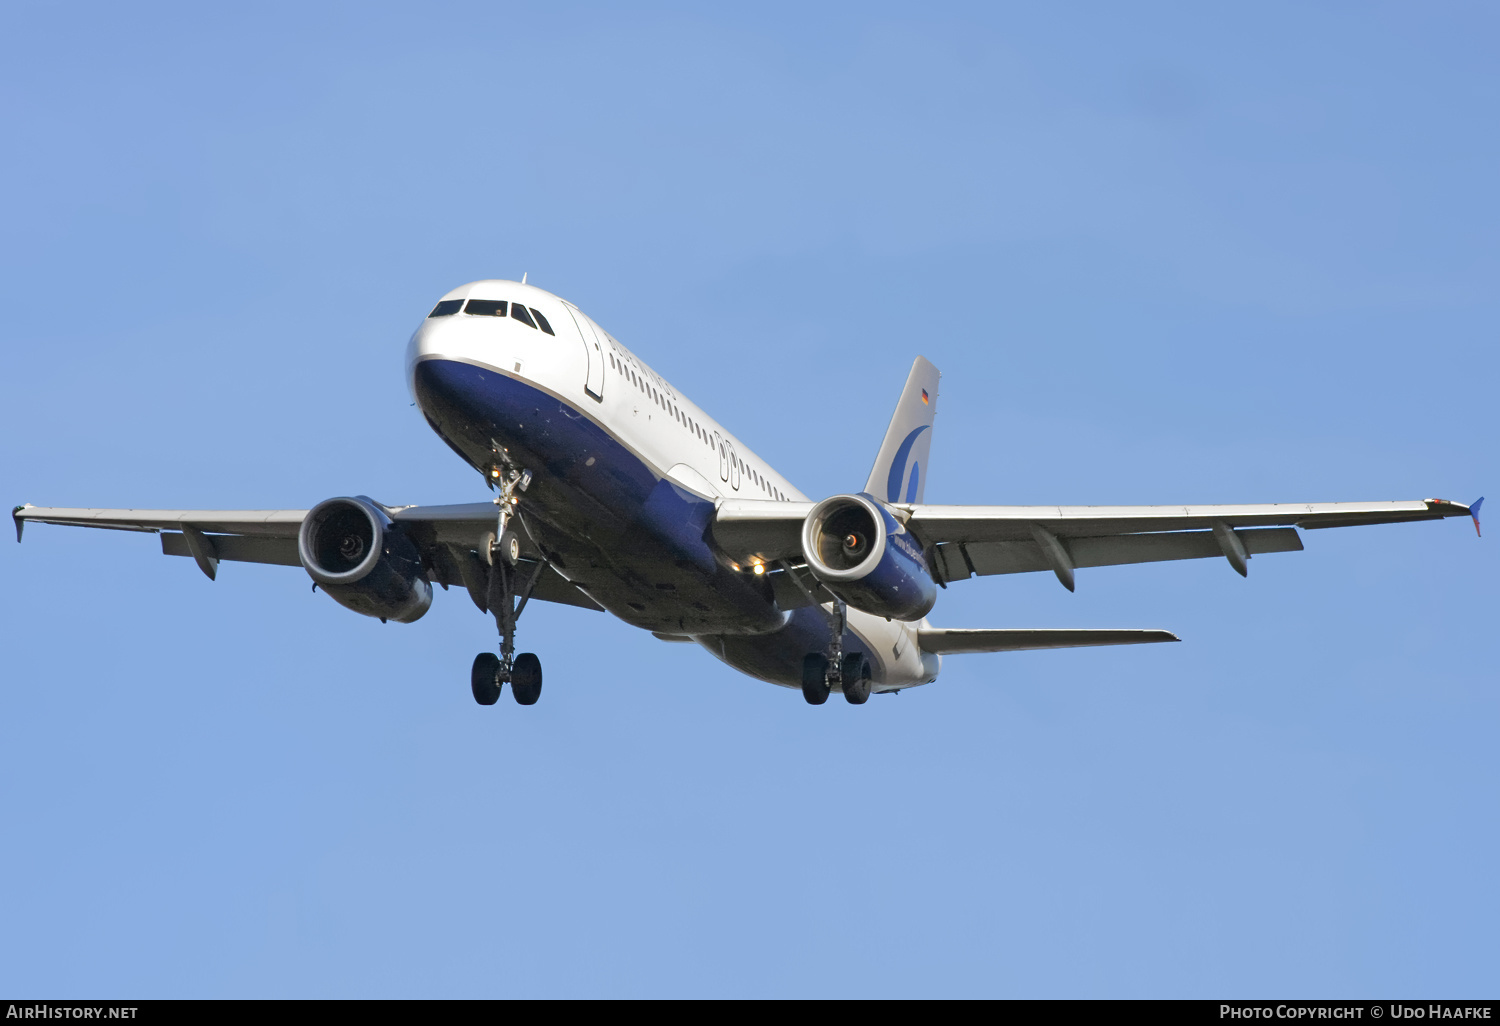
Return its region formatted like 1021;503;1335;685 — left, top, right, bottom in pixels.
800;493;936;621
298;496;433;623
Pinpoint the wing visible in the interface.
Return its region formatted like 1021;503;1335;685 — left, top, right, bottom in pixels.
712;497;1475;590
917;629;1180;654
11;502;602;612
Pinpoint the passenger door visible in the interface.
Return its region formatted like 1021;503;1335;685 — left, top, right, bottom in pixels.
563;305;606;402
725;441;741;491
713;432;729;483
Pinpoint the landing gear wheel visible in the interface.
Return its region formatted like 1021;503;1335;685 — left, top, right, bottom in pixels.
499;529;521;567
471;652;502;705
841;653;871;705
801;653;831;705
511;652;543;705
482;528;523;567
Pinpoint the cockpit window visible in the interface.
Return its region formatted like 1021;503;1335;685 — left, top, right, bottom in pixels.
511;304;538;329
464;299;507;317
428;299;463;318
530;308;554;335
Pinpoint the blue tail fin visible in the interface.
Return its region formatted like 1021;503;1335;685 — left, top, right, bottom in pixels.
864;356;940;505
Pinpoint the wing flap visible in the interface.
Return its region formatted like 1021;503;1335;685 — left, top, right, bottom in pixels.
936;526;1304;580
918;628;1180;654
161;532;302;567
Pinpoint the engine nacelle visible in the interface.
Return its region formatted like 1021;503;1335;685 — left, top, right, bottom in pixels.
298;496;433;623
801;493;936;621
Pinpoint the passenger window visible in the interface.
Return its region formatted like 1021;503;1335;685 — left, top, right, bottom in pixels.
428;299;463;317
511;305;538;329
530;308;554;335
464;299;506;317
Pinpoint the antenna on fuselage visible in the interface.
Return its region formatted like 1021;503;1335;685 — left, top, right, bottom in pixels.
521;272;528;284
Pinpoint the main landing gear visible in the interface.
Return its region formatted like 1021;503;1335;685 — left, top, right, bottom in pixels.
798;600;872;706
471;464;545;707
472;648;542;706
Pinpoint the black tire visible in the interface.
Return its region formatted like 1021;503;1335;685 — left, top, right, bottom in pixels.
511;652;543;705
471;652;502;705
841;653;871;705
801;653;830;705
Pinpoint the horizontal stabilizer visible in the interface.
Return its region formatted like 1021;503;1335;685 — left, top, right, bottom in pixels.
917;628;1180;655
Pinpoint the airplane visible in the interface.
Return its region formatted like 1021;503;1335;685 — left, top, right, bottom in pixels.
12;278;1483;707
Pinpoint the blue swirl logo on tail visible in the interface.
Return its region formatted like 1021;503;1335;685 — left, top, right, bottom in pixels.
886;425;929;503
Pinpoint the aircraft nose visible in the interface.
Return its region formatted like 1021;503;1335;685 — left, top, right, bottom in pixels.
405;318;447;399
408;316;444;360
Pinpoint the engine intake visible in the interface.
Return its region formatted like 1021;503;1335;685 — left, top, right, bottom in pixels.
298;496;433;623
801;494;936;621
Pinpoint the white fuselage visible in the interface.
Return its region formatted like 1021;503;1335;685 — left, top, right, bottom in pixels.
406;279;938;692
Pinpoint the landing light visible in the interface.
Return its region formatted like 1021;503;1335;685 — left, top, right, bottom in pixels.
753;564;764;575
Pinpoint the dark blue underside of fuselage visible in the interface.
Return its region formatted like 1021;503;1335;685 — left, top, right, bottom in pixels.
411;358;870;687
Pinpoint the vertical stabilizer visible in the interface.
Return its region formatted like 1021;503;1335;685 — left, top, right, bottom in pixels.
864;356;940;505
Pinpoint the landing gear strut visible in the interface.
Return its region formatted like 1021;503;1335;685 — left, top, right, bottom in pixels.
471;463;545;707
804;600;849;705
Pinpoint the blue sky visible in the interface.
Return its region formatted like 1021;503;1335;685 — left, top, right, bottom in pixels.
2;1;1496;997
